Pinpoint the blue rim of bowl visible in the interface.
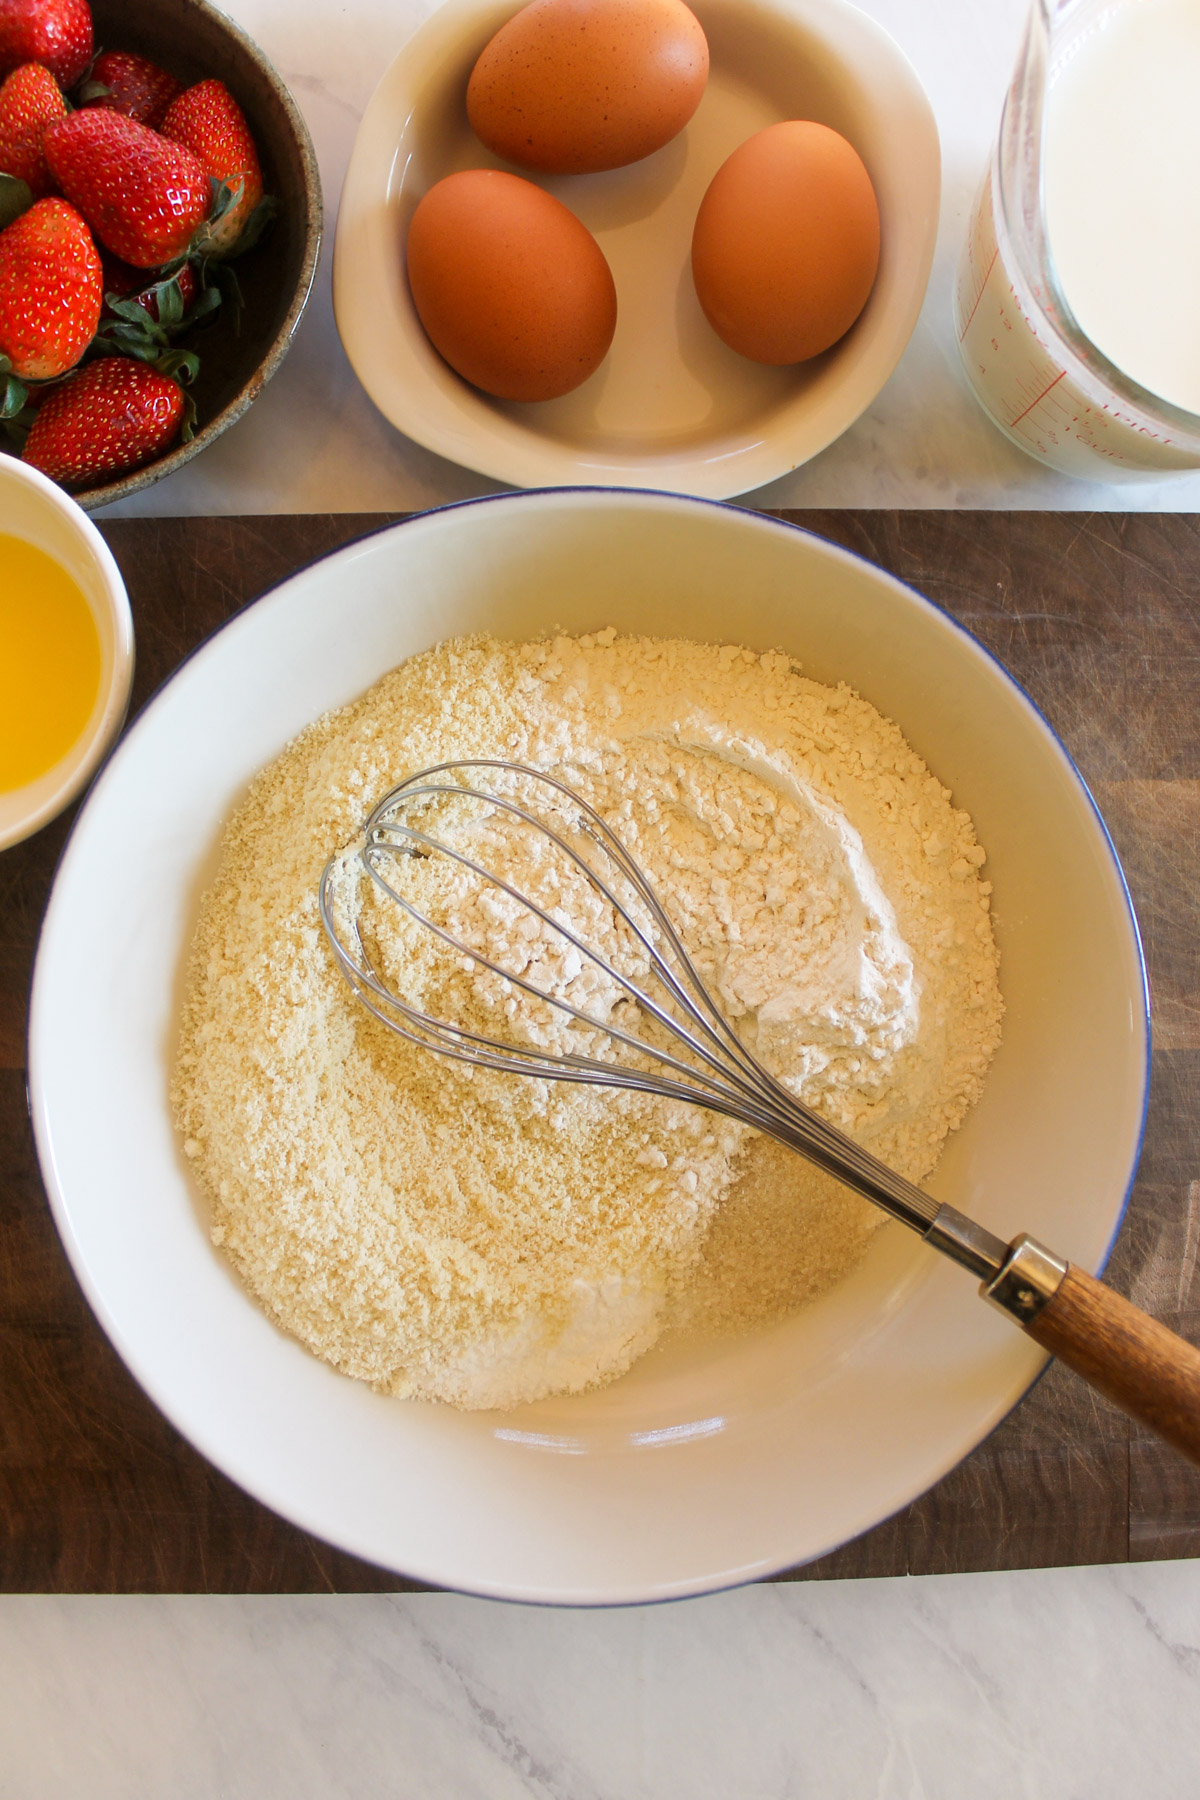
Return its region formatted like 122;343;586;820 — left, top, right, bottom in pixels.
28;487;1152;1604
71;0;324;513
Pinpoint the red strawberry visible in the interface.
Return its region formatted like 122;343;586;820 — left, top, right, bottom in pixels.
0;60;64;196
100;247;198;313
140;260;198;320
80;50;181;129
0;0;92;91
97;244;138;298
21;354;186;483
43;108;210;268
93;248;214;363
161;79;262;254
0;194;99;377
120;257;199;321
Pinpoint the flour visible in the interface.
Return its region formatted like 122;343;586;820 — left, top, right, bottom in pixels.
174;633;1003;1410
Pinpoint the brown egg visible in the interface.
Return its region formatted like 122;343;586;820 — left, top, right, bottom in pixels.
691;121;881;365
467;0;708;175
406;169;617;402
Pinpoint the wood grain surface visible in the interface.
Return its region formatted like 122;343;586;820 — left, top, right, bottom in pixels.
3;509;1199;1593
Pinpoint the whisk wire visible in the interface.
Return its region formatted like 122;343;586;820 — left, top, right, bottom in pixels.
325;846;796;1132
377;761;767;1064
372;766;763;1074
320;759;943;1235
360;802;792;1120
320;905;819;1152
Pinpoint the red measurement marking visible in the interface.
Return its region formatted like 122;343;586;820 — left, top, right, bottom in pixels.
957;246;999;342
1010;368;1066;427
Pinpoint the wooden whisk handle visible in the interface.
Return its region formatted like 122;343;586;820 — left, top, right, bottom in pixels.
1026;1267;1200;1462
985;1237;1200;1465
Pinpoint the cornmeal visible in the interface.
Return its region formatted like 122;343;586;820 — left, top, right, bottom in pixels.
173;633;1003;1409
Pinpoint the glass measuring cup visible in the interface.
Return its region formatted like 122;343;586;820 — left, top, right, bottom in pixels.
955;0;1200;480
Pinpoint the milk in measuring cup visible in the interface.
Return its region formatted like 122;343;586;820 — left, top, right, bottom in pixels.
956;0;1200;478
1045;0;1200;415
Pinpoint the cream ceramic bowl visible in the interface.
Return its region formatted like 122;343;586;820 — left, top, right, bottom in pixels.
28;492;1147;1603
0;460;133;851
333;0;940;497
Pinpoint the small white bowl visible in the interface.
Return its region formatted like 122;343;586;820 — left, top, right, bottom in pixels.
0;460;133;852
334;0;940;498
28;492;1147;1604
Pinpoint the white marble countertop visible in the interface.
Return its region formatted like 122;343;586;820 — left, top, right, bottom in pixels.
4;1561;1200;1795
102;0;1200;517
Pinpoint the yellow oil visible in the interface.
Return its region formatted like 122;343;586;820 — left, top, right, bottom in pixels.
0;533;102;793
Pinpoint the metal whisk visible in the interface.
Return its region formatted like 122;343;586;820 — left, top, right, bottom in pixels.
319;759;1200;1464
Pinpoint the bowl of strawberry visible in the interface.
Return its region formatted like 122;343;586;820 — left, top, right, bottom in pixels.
0;0;321;506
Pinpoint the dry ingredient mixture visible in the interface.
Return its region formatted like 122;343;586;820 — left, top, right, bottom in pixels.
173;632;1003;1410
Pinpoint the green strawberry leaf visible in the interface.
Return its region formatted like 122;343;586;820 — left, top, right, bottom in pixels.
76;78;114;104
104;293;165;327
94;296;169;360
181;285;222;331
179;388;197;444
154;275;185;331
95;324;165;361
192;188;279;266
207;176;245;229
207;260;245;333
154;250;192;282
0;377;34;444
223;194;279;261
0;175;34;231
72;45;102;96
155;349;200;387
1;372;28;419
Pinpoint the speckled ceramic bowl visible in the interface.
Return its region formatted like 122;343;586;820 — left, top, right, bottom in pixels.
59;0;321;510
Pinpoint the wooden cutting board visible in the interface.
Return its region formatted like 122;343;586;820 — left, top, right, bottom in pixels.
2;509;1198;1592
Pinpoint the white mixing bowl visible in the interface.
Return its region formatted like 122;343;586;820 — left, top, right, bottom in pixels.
28;491;1147;1603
